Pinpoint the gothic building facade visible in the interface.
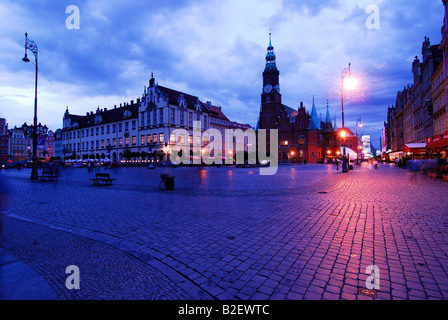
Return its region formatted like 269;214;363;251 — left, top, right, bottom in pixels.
257;35;335;163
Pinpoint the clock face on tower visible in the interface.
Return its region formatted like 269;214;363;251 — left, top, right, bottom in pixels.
264;84;272;93
274;85;280;93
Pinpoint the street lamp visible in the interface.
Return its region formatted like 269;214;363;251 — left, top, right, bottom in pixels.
340;63;357;173
356;116;363;164
22;32;40;180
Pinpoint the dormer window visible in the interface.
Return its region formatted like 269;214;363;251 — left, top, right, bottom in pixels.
94;115;102;124
123;109;132;119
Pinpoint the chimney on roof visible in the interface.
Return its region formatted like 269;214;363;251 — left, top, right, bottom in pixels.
206;101;212;109
131;100;134;104
104;108;107;112
114;105;117;109
137;98;140;103
120;103;122;107
90;111;94;115
219;106;222;110
86;112;89;116
149;73;155;88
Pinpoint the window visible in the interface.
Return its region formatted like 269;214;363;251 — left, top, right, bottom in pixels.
96;140;99;148
170;109;175;124
119;138;123;146
96;127;99;135
125;137;129;145
159;133;164;144
153;134;157;143
101;126;104;135
141;135;145;146
112;138;116;146
107;139;110;146
189;135;193;145
160;109;164;124
179;135;185;144
196;136;201;146
132;136;136;145
106;125;110;134
132;121;136;130
170;133;176;143
147;112;150;126
189;112;193;127
147;135;151;144
180;110;184;126
112;124;116;133
125;122;129;131
119;123;122;132
141;113;145;127
101;140;104;148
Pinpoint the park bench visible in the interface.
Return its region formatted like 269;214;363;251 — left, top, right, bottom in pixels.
90;173;116;186
39;168;56;182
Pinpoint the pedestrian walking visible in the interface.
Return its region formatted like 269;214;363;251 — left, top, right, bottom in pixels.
336;159;339;171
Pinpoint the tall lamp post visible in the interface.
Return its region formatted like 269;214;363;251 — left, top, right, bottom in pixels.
22;32;39;180
356;116;363;164
340;63;357;173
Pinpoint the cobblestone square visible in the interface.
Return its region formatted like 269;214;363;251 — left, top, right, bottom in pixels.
1;163;448;300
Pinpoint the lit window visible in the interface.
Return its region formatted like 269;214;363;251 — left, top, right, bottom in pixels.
159;133;164;144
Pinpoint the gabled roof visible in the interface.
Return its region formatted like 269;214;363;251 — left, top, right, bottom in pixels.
156;85;207;111
65;103;139;131
229;121;253;130
209;105;229;121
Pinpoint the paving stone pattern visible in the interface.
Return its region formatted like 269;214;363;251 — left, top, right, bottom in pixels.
0;163;447;300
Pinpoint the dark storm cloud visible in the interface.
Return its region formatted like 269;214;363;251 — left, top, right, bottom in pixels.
1;0;447;147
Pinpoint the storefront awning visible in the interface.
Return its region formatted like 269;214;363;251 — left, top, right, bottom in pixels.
426;131;448;150
403;143;426;154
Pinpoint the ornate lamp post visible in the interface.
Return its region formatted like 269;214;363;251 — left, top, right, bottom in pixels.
22;32;40;180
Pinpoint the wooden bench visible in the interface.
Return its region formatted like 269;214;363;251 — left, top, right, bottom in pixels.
40;169;56;182
90;173;116;186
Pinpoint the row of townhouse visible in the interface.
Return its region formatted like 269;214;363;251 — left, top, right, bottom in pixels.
62;75;251;163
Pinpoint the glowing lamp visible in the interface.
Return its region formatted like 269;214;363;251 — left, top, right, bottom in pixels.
344;77;358;90
340;130;347;139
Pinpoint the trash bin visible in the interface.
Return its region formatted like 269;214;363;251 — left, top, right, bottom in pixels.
165;175;175;190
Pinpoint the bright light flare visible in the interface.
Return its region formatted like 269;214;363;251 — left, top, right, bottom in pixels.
344;77;358;90
340;130;347;139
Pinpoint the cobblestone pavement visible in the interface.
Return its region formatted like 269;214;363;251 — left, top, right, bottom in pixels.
1;162;448;300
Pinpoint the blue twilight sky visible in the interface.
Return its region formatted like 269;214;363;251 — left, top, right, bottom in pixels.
0;0;445;149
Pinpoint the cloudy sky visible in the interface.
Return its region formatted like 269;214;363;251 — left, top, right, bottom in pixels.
0;0;445;149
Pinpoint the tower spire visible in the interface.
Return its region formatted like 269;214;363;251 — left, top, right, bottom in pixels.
265;31;277;70
308;96;321;130
325;100;332;123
